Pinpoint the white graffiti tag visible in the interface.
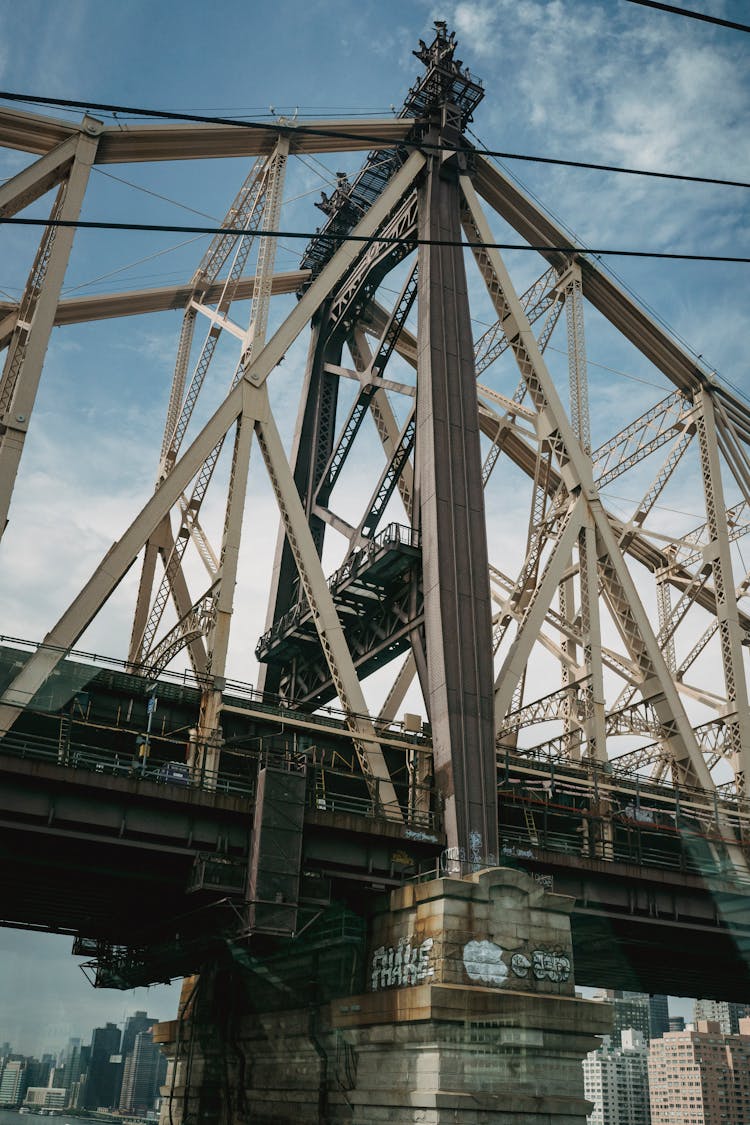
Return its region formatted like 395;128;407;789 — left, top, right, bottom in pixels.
532;950;571;983
463;940;508;986
371;937;434;991
511;949;571;982
510;952;531;978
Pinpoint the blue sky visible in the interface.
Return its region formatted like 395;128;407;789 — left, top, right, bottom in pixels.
0;0;748;1051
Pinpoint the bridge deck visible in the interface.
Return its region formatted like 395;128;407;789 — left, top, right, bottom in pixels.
1;641;749;999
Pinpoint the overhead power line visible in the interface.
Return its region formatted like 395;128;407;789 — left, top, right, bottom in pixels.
1;214;748;263
623;0;750;33
0;90;748;190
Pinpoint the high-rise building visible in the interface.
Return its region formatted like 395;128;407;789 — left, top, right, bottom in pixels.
121;1012;155;1059
667;1016;685;1033
59;1037;82;1092
583;1028;651;1125
0;1057;27;1106
82;1023;121;1110
23;1057;52;1092
596;991;652;1047
693;998;750;1035
119;1028;166;1115
649;996;670;1041
649;1019;750;1123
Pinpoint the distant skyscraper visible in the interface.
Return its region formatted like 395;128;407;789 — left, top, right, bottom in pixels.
693;998;750;1034
0;1057;26;1106
82;1023;121;1110
667;1016;685;1032
116;1012;158;1108
121;1012;155;1060
648;995;670;1040
119;1028;166;1115
583;1028;651;1125
598;991;652;1046
23;1057;52;1092
59;1037;83;1095
649;1019;750;1123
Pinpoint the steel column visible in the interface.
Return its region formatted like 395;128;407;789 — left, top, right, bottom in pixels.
696;388;750;785
0;118;102;537
414;130;497;865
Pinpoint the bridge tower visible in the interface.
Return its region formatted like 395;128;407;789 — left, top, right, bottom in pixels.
1;18;750;1125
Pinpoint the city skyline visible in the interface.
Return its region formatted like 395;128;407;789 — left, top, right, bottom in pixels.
0;929;173;1057
1;1009;164;1117
0;936;715;1060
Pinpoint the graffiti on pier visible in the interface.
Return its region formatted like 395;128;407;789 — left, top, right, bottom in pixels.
462;940;571;986
511;949;571;983
370;937;434;991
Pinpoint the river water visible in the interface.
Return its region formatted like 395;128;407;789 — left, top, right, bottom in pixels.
0;1112;92;1125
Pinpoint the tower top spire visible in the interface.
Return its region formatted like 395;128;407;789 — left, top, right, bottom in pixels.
406;22;484;124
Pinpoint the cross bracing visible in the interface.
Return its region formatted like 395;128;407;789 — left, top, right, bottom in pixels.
1;23;750;873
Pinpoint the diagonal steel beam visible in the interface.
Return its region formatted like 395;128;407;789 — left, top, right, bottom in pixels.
0;119;102;538
0;154;431;731
253;386;402;819
0;382;245;735
0;133;79;217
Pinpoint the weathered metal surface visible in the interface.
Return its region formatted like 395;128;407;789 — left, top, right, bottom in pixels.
414;135;497;866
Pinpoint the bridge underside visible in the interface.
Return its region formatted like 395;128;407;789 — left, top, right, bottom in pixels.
1;644;750;1000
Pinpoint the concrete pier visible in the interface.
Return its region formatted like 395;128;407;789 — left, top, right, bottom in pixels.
156;868;611;1124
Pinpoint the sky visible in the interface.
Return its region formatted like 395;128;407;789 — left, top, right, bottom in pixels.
0;0;749;1052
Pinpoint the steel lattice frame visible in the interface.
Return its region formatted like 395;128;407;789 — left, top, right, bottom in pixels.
1;25;750;869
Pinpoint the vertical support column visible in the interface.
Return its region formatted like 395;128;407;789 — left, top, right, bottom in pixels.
196;393;256;782
656;577;677;675
0;117;102;536
558;575;581;758
564;265;591;456
196;141;288;761
578;523;608;763
696;388;750;785
415;118;497;864
563;265;606;764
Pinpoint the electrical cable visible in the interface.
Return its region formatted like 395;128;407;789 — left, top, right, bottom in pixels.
1;214;748;262
59;234;208;296
545;344;667;391
623;0;750;33
599;489;703;520
92;166;222;222
1;90;748;189
468;121;745;394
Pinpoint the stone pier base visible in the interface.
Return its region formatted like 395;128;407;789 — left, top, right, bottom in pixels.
157;868;611;1124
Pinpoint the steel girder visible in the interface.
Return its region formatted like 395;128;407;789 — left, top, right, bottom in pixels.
3;25;750;874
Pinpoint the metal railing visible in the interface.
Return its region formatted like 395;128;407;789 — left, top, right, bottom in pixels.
0;727;256;799
0;634;431;746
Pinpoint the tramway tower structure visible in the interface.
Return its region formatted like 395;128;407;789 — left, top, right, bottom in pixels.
2;28;750;1120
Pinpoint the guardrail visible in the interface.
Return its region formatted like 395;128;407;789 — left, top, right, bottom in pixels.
0;727;256;799
0;634;432;746
0;726;439;831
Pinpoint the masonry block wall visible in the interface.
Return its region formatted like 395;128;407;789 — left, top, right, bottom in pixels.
158;868;611;1125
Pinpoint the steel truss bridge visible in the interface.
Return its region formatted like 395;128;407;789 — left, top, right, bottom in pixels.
1;24;750;1000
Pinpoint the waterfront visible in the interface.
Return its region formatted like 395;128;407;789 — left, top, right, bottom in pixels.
0;1113;154;1125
